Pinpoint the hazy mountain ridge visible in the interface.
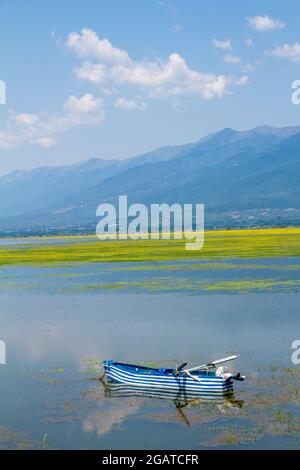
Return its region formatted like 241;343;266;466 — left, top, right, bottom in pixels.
1;125;300;235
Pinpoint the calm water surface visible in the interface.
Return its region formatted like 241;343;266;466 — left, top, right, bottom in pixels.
0;238;299;449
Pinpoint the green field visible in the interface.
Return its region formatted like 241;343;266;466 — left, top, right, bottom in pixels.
1;227;300;266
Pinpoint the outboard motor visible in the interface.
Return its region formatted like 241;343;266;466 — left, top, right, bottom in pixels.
232;372;245;381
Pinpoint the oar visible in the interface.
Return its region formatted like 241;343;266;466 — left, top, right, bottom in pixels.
175;362;188;375
182;355;240;374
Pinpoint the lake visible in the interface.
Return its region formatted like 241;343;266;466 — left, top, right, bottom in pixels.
0;237;299;449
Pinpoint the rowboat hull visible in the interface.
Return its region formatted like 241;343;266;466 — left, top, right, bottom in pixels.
103;360;234;395
104;383;240;403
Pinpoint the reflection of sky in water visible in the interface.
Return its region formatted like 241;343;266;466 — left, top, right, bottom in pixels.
0;237;299;449
0;292;299;449
1;293;298;367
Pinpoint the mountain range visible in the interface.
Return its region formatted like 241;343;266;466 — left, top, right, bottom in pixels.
1;125;300;236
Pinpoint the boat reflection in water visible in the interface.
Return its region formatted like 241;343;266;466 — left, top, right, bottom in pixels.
102;382;245;427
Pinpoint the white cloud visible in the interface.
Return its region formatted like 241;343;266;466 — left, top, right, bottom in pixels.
242;63;255;73
50;30;63;48
83;401;141;437
0;132;20;149
212;39;232;51
14;113;40;126
267;42;300;63
158;0;178;20
115;97;147;110
67;28;130;65
235;75;249;86
0;94;105;149
111;52;232;99
63;93;104;114
68;29;247;103
224;54;241;64
158;1;181;33
244;38;253;48
247;15;285;32
34;137;57;148
170;24;183;33
75;61;106;83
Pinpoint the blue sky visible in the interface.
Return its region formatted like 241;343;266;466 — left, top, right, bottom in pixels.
0;0;300;175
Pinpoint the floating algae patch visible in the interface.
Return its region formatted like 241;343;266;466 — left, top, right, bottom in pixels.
58;277;300;294
24;367;66;385
56;278;193;293
99;278;198;293
47;378;62;385
201;279;300;293
109;262;247;272
63;401;75;413
110;262;300;273
102;278;229;293
204;427;257;447
47;368;65;374
2;227;300;266
267;366;300;379
0;281;41;290
80;358;103;376
0;426;34;450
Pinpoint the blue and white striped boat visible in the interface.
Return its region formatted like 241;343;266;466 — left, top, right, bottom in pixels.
103;355;245;395
104;383;244;406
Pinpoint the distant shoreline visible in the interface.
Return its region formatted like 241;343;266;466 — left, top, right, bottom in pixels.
1;225;300;241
